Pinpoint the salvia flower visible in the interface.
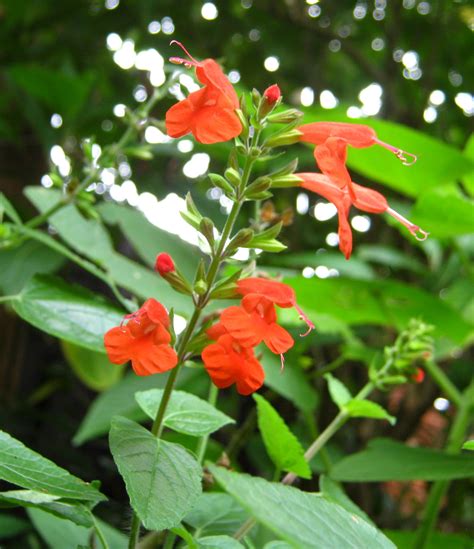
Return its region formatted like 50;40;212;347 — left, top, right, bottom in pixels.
297;173;429;260
155;252;175;276
104;299;178;376
165;41;242;144
298;121;418;166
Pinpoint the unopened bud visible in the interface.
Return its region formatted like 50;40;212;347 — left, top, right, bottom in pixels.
411;368;425;384
267;109;304;125
263;84;281;104
194;280;208;295
199;217;215;248
265;129;303;148
270;173;304;188
208;173;235;196
226;228;254;253
258;84;282;119
224;167;242;187
235;109;249;140
155;253;175;276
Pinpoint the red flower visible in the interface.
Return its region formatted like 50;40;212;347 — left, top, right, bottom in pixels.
202;333;264;395
297;173;429;259
165;41;242;144
155;253;175;276
298;122;417;165
104;299;178;376
412;368;425;383
263;84;281;104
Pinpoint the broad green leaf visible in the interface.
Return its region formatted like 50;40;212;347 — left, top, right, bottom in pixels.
184;493;249;537
210;466;395;549
61;341;124;391
462;133;474;196
198;536;244;548
462;440;474;451
344;399;396;425
11;274;123;352
109;416;202;530
27;508;90;549
0;192;22;224
319;476;373;525
0;513;30;539
331;438;474;481
0;430;105;503
411;188;474;238
324;374;352;408
0;490;93;527
136;389;234;437
0;240;65;294
98;201;199;279
253;394;311;478
264;543;293;549
357;245;424;273
385;529;474;549
262;351;318;412
284;277;473;347
73;369;199;445
304;109;474;197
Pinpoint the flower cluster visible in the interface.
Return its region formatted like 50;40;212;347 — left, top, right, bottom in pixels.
104;299;177;376
202;278;314;394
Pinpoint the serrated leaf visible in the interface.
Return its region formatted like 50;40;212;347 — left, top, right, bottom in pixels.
0;490;93;527
344;399;396;425
331;438;474;481
462;440;474;451
109;416;202;530
210;466;395;549
0;430;105;503
11;274;124;353
324;374;352;408
136;389;235;437
253;394;311;478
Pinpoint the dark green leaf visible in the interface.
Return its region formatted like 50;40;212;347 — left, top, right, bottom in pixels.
109;416;202;530
11;274;123;352
385;529;474;549
0;514;30;539
331;439;474;481
320;476;373;525
210;466;395;549
136;389;234;437
0;430;105;503
253;394;311;478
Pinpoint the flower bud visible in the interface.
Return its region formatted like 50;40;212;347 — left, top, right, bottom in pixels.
155;253;175;276
411;368;425;384
267;109;304;125
265;129;302;148
263;84;281;105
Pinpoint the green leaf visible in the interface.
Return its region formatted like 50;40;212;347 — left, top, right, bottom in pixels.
198;536;244;548
253;394;311;478
0;514;30;539
331;438;474;481
264;543;293;549
462;440;474;451
304;109;474;197
73;369;200;445
462;133;474;196
210;466;395;549
0;490;93;527
0;192;22;224
356;245;424;274
27;508;90;549
61;341;124;392
184;493;249;537
109;416;202;530
385;529;474;549
284;277;473;348
411;187;474;238
11;274;123;353
262;351;318;413
320;476;373;525
0;430;105;503
324;374;352;408
344;399;396;425
136;389;234;437
0;240;65;295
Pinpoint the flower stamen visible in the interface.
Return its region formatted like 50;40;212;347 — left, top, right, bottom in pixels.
169;40;200;67
386;207;429;241
375;139;418;166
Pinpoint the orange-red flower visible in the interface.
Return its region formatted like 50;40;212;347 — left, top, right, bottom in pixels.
202;333;264;395
298;121;417;165
297;172;428;259
165;41;242;144
104;299;178;376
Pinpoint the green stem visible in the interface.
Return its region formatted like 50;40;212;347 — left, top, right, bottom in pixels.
92;517;110;549
196;382;219;464
0;294;18;304
128;513;141;549
413;380;474;549
423;360;463;407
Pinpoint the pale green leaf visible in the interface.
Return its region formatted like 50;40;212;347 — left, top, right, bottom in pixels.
198;535;244;548
210;466;395;549
324;374;352;408
109;416;202;530
344;399;396;425
136;389;234;437
462;440;474;451
253;394;311;478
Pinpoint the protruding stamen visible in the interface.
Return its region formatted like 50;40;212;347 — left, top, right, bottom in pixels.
294;304;315;337
280;353;285;372
375;139;418;166
169;40;199;66
169;56;195;68
120;311;137;326
386;207;429;241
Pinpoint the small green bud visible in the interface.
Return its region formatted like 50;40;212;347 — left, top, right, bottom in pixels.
208;173;234;196
270;173;304;188
265;129;303;148
199;217;215;248
194;280;208;295
226;228;254;253
235;109;249;140
224;167;242;187
245;177;272;198
266;109;304;124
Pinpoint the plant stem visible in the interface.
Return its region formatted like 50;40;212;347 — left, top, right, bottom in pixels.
128;513;142;549
92;517;110;549
413;380;474;549
196;382;219;463
423;360;463;407
0;294;18;303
